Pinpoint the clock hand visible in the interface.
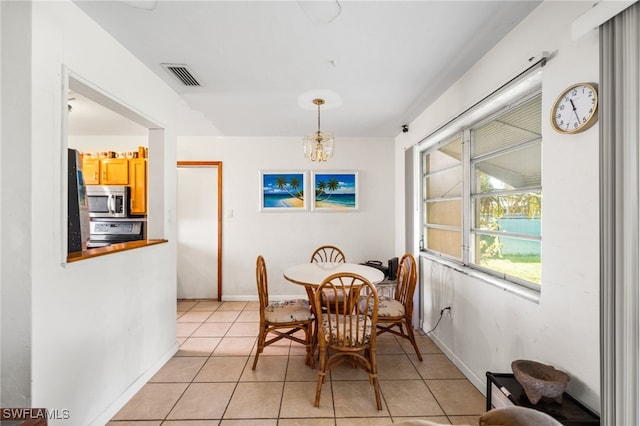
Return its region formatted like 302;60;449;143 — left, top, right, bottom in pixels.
569;99;580;124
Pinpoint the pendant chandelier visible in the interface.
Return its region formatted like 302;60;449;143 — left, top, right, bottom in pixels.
303;98;334;162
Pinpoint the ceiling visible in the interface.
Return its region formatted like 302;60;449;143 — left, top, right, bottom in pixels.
71;0;541;138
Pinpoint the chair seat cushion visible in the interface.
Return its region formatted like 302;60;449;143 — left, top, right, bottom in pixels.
265;299;312;323
320;314;372;346
321;288;348;303
377;297;405;317
359;296;405;317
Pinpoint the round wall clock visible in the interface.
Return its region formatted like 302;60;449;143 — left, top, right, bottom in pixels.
550;83;598;134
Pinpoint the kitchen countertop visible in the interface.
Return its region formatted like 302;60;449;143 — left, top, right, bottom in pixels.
67;239;167;263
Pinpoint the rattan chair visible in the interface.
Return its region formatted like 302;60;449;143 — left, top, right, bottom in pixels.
313;272;382;410
310;245;346;263
252;255;314;370
310;245;347;312
375;253;423;361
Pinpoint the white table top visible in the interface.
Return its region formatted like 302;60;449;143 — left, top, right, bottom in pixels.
283;262;385;287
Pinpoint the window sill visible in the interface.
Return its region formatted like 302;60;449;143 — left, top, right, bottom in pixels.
66;239;168;263
419;252;541;304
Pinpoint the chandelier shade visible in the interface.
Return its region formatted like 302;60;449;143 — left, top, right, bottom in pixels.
303;98;334;162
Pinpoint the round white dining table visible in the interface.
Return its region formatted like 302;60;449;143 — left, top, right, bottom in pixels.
283;262;385;287
284;262;384;369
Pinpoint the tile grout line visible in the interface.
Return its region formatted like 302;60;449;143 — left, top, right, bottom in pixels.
180;300;252;423
220;302;268;423
174;299;484;424
275;347;291;422
164;301;206;423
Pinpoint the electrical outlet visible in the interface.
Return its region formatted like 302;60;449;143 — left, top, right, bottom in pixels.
442;306;452;319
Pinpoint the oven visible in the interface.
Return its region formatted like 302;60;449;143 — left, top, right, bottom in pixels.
87;218;144;249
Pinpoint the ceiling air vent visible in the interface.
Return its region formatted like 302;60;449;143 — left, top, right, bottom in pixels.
161;63;201;86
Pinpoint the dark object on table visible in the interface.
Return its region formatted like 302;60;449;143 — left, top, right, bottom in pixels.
361;257;399;280
361;260;388;277
512;359;570;404
388;256;398;280
486;372;600;426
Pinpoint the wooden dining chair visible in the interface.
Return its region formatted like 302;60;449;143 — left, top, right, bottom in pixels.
313;272;382;410
310;245;346;263
374;253;423;361
252;255;314;370
311;245;347;311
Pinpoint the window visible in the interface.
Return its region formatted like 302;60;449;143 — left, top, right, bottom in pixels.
421;88;542;289
423;135;463;260
65;72;165;263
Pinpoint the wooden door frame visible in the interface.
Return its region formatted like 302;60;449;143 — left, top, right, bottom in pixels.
176;161;223;300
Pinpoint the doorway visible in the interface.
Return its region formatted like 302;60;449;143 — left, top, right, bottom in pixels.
176;161;222;299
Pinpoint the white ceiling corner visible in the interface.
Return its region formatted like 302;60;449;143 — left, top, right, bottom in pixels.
70;0;542;138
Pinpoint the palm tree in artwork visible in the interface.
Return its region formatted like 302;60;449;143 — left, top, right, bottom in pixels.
316;180;327;198
289;176;303;199
275;175;303;200
316;178;340;201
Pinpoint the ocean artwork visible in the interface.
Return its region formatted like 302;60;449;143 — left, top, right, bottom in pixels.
260;172;306;210
313;172;358;210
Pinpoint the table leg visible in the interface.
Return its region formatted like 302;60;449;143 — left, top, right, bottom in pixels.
305;285;318;369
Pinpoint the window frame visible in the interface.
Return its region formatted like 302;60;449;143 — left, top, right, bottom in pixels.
419;72;543;291
422;134;464;263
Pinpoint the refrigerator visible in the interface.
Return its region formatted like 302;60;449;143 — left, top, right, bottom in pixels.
68;148;90;253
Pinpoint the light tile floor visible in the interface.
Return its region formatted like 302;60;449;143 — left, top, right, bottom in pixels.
108;300;486;425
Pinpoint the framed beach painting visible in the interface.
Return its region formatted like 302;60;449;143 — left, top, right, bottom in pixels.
259;171;308;211
311;171;358;211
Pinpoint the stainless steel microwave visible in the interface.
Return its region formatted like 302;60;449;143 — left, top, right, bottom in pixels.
86;185;130;218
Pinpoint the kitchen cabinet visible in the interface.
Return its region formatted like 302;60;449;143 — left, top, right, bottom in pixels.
82;157;129;185
82;155;147;215
82;157;101;184
100;158;129;184
129;158;147;215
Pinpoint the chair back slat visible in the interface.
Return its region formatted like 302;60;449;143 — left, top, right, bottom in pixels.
313;271;382;409
256;255;269;311
310;245;346;263
375;252;423;362
253;255;313;370
394;253;417;309
315;273;377;349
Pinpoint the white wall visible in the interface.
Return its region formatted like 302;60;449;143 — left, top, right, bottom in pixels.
178;135;396;300
1;0;33;410
395;1;601;412
1;1;179;424
68;135;148;153
0;0;603;421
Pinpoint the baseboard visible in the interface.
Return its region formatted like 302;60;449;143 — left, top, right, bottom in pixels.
221;295;304;302
426;332;487;397
220;295;257;302
89;341;179;425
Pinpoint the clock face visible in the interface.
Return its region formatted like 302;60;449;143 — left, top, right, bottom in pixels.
551;83;598;134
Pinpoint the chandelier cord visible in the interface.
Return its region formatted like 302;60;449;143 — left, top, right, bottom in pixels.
303;97;334;161
328;1;342;23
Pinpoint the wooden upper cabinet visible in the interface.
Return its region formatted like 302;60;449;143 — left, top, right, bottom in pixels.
100;158;129;185
82;157;129;185
82;157;101;185
82;156;147;215
129;158;147;215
